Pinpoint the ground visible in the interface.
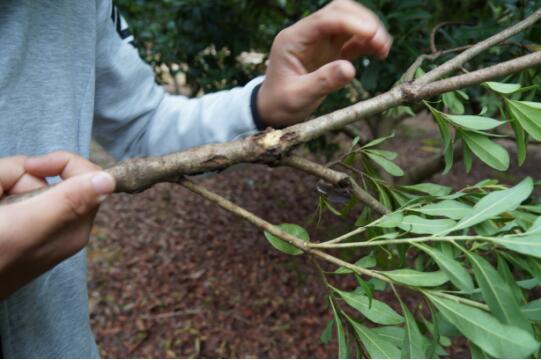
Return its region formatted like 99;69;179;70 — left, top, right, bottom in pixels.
87;116;541;358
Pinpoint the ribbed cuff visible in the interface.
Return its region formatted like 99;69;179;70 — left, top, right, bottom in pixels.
250;83;267;131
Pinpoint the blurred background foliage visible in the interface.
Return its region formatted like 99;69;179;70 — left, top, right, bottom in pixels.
118;0;541;110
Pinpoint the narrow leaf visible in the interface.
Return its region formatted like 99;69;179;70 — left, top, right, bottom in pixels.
414;200;471;220
382;269;449;287
366;152;404;177
348;319;402;358
495;235;541;259
263;224;308;255
451;177;533;232
467;253;531;333
415;244;474;291
445;114;505;131
507;100;541;141
399;215;456;235
335;289;404;325
400;301;427;358
426;293;539;358
330;299;348;358
522;299;541;321
461;131;510;171
484;81;522;94
401;183;452;196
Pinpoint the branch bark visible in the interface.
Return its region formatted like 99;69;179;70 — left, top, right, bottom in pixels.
108;50;541;194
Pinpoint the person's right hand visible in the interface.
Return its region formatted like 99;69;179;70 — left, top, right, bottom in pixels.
0;151;115;299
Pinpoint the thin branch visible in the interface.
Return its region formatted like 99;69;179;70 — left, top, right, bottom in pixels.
430;21;475;54
308;235;497;249
178;178;387;280
281;156;390;215
417;8;541;84
180;178;489;311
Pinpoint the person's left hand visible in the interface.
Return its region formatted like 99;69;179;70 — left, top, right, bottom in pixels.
257;0;392;128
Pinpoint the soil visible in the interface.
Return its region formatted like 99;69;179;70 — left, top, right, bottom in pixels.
87;116;541;358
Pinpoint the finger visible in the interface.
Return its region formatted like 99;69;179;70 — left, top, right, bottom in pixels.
342;27;393;60
24;151;101;180
9;174;48;195
301;0;386;41
0;156;27;197
7;171;115;236
295;60;356;102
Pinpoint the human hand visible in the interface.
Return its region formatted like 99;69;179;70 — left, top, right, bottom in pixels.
257;0;392;128
0;152;115;299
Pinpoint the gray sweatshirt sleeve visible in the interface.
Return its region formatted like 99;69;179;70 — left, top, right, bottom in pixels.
92;0;263;160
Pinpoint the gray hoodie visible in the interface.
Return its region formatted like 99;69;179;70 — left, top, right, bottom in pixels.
0;0;262;357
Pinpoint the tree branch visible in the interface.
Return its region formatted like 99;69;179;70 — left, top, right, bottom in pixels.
107;50;541;194
281;156;390;215
3;14;541;206
417;8;541;84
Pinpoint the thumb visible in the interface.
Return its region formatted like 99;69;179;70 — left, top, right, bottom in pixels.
19;171;115;228
296;60;356;102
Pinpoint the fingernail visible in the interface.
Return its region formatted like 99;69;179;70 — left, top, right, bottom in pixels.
91;172;115;196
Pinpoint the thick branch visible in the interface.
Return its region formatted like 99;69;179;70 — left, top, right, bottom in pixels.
108;51;541;194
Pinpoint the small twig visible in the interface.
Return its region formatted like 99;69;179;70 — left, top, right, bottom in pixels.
308;235;498;249
430;21;475;54
281;156;390;215
417;8;541;84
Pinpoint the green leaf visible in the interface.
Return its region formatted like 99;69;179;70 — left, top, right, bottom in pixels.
442;91;465;114
467;252;531;333
461;131;509;171
445;114;505;131
414;200;471;220
522;299;541;321
425;292;539;358
382;269;449;287
370;326;404;347
399;215;456;234
401;183;452;197
427;104;454;174
334;256;376;274
526;216;541;235
494;235;541;259
510;116;527;166
367;149;398;160
469;342;490;359
483;81;522;94
366;152;404;177
415;244;474;292
400;300;427;358
348;319;402;359
496;255;525;305
334;288;404;325
451;177;533;232
463;143;473;173
507;100;541;141
263;224;308;255
376;212;403;228
361;132;395;149
330;299;348;358
320;319;334;344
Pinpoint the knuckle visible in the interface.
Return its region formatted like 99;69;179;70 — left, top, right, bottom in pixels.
62;190;92;219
